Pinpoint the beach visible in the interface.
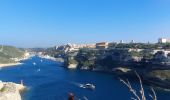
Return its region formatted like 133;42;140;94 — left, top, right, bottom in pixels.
0;63;23;68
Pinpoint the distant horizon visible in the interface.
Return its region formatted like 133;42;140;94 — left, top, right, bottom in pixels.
0;39;167;48
0;35;170;48
1;0;170;48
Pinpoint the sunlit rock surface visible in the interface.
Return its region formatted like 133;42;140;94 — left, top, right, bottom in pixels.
0;81;25;100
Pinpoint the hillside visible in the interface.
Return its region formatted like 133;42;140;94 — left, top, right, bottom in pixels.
0;45;24;64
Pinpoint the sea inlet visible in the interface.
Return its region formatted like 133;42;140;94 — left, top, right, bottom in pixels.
0;56;169;100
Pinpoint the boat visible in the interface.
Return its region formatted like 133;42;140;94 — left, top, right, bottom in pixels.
37;68;41;72
80;83;95;90
33;62;36;65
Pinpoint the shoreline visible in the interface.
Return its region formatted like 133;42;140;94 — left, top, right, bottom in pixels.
0;63;23;68
0;55;32;68
38;55;64;62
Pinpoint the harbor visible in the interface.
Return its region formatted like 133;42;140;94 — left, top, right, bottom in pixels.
0;56;169;100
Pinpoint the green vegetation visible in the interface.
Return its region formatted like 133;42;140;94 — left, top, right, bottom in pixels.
1;45;24;58
68;58;78;64
114;43;156;49
97;55;116;69
129;50;154;59
0;87;7;92
0;45;24;64
0;57;16;64
148;70;170;81
81;60;95;68
113;43;170;49
62;43;170;70
141;50;154;59
74;49;100;69
130;51;142;57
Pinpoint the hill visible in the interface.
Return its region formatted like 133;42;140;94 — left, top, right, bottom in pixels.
0;45;25;64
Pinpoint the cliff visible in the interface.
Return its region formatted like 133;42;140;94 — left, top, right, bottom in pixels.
0;81;25;100
62;48;170;89
143;70;170;89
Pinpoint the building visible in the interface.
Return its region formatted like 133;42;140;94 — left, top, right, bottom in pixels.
84;44;96;48
108;42;117;48
56;43;96;53
96;42;109;49
158;38;170;43
120;40;124;43
131;40;135;43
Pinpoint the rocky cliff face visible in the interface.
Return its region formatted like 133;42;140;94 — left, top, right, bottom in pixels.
68;64;78;69
0;81;25;100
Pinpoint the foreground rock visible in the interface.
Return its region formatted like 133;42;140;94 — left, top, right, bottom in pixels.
0;81;25;100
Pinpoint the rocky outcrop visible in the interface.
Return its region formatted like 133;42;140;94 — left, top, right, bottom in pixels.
0;81;25;100
68;64;78;69
142;70;170;89
113;67;132;73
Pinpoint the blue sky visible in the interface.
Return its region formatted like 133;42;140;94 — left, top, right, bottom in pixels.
0;0;170;48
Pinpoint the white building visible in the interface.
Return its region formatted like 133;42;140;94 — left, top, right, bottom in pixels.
56;43;96;53
131;40;135;43
158;38;170;43
96;42;109;49
120;40;124;43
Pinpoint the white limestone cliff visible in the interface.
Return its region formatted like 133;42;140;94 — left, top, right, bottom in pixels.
0;81;25;100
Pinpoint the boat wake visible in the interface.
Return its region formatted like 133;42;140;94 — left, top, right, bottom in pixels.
37;68;41;72
70;82;84;88
70;82;95;90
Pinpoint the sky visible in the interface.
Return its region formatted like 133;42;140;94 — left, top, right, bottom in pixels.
0;0;170;48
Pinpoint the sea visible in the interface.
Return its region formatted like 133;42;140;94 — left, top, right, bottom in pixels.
0;56;169;100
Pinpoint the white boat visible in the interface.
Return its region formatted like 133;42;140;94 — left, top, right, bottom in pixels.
33;62;36;65
80;83;95;90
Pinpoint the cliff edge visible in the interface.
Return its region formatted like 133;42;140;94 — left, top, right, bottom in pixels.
0;81;25;100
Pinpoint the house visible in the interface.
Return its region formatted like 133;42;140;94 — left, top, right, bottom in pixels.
96;42;109;49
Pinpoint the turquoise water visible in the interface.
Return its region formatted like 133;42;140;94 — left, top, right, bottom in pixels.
0;56;169;100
